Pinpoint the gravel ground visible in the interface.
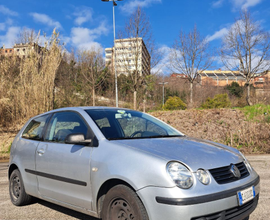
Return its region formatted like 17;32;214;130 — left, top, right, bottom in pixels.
0;155;269;220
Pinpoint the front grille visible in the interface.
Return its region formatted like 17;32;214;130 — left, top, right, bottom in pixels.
209;162;249;184
192;195;258;220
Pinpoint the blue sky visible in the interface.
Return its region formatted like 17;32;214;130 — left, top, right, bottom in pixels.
1;0;270;73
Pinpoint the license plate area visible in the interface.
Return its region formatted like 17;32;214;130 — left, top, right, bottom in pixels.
237;186;255;206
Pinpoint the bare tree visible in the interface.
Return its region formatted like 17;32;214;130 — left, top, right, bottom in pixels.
16;28;39;44
170;25;213;107
118;6;160;110
78;47;107;106
221;10;270;105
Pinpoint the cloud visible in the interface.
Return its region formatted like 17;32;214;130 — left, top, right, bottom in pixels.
231;0;263;9
207;28;229;42
70;22;109;50
151;45;171;75
0;26;21;47
212;0;225;8
0;5;18;16
0;18;15;32
73;7;93;26
30;13;62;29
120;0;161;14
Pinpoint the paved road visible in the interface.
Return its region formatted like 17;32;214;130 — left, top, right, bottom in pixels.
0;155;270;220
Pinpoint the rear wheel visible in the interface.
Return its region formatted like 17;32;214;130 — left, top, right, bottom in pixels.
9;169;32;206
102;184;148;220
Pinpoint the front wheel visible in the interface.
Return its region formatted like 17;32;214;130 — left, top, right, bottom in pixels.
102;184;148;220
9;169;32;206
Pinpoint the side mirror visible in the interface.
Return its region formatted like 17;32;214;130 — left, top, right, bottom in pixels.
65;133;92;146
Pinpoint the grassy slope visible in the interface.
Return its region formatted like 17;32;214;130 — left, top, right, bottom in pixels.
1;105;270;160
151;106;270;154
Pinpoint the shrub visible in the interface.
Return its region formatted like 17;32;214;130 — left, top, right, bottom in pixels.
164;96;187;110
201;93;231;109
226;82;243;97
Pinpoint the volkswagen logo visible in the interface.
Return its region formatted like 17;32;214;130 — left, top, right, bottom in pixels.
230;164;241;178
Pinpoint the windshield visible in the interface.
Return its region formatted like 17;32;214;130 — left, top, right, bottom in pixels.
85;109;183;140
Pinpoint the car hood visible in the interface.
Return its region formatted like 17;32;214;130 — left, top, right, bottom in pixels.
114;136;242;171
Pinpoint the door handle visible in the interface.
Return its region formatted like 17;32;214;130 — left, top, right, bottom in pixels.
37;149;45;156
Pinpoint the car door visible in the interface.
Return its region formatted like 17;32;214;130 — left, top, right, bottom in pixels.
19;114;51;196
35;111;94;210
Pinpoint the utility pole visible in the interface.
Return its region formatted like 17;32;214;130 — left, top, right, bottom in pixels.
159;81;168;106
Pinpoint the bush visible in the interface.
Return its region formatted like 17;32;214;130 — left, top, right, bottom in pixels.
164;96;187;110
226;82;243;98
201;93;231;109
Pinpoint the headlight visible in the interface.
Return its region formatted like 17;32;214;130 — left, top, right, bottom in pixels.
167;162;193;189
239;151;253;171
196;169;210;185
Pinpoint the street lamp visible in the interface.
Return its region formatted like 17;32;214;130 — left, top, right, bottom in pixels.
159;81;168;106
101;0;123;107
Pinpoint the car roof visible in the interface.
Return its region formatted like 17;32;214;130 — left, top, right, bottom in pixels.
34;106;132;118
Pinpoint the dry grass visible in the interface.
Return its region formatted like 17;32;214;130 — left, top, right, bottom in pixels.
1;108;269;160
151;108;270;154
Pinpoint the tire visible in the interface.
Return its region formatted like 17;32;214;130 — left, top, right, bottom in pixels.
9;169;32;206
243;216;249;220
102;184;149;220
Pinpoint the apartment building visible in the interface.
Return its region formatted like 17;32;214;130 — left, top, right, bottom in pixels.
105;38;151;76
14;43;44;58
0;47;14;56
0;43;44;58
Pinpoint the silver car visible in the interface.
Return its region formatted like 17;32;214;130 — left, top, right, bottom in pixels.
9;107;259;220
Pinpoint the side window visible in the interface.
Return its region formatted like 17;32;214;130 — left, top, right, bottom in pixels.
44;112;89;143
22;114;50;140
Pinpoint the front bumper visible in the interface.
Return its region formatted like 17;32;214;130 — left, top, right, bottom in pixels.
137;176;260;220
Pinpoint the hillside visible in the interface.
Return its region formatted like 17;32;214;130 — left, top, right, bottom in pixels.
150;108;270;154
1;108;270;160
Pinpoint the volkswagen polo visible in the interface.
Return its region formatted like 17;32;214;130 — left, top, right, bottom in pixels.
9;107;260;220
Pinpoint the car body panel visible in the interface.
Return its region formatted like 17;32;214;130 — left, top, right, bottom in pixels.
137;181;260;220
35;141;93;210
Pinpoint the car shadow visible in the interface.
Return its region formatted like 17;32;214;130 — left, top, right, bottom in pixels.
36;199;100;220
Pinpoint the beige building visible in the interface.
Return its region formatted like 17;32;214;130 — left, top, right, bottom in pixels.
1;43;44;58
13;43;44;58
105;38;151;76
198;70;247;86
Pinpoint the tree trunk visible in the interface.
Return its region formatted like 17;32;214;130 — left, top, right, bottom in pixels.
133;90;137;110
92;87;95;106
246;83;252;106
190;82;193;107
